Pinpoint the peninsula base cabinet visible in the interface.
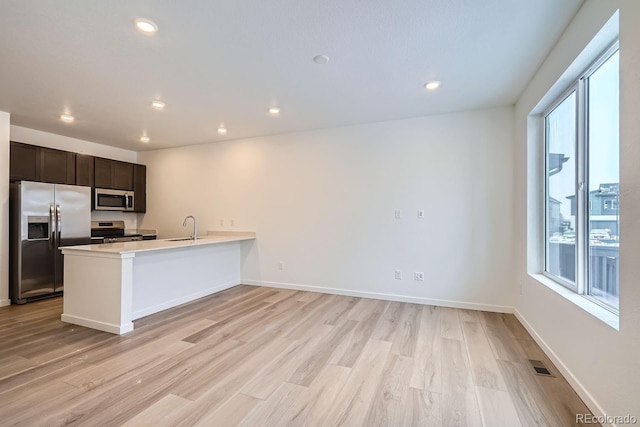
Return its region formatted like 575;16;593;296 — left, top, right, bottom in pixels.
60;238;254;334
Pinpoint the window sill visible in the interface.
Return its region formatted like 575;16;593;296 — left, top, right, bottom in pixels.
528;273;619;331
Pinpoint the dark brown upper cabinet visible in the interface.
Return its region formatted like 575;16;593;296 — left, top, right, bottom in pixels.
39;147;75;185
75;154;95;187
10;143;146;212
10;142;75;185
95;158;134;191
133;164;146;213
114;161;133;191
94;157;114;188
10;142;40;181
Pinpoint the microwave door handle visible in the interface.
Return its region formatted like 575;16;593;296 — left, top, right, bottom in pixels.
127;194;132;209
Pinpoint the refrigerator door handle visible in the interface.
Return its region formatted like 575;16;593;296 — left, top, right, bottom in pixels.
56;205;61;244
50;204;56;249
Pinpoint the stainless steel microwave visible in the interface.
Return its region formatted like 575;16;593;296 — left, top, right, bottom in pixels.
94;188;135;211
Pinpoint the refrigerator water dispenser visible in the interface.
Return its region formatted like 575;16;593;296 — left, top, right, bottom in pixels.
27;216;49;240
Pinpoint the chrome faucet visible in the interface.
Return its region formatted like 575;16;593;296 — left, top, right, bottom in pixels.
183;215;197;240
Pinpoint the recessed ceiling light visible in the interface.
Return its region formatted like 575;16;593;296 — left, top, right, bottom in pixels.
424;80;441;91
313;55;330;64
134;18;158;35
217;126;227;134
140;135;150;143
60;114;75;123
151;100;165;110
268;107;281;115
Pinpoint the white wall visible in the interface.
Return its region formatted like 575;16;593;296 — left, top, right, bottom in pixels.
10;126;137;162
139;107;515;311
515;0;640;419
0;112;10;306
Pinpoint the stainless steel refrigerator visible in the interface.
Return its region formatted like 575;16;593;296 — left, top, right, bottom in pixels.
9;181;92;304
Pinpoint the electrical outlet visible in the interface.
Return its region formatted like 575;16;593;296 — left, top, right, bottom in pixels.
414;272;425;281
395;209;401;219
278;262;284;270
231;219;236;226
395;270;402;280
418;209;425;219
219;219;224;227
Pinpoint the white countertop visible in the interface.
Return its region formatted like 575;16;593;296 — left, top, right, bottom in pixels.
61;231;255;255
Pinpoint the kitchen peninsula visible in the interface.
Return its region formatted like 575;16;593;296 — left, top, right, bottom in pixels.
60;231;255;334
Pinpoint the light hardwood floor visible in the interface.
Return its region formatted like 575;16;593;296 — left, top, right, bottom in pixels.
0;286;595;426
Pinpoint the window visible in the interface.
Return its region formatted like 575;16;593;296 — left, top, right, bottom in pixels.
544;42;619;312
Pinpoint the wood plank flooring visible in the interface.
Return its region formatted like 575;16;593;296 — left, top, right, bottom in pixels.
0;286;595;426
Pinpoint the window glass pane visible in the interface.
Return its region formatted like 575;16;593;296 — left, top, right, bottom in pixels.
545;91;577;286
588;50;619;310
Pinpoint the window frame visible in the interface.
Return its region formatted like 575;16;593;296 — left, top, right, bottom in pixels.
542;40;620;315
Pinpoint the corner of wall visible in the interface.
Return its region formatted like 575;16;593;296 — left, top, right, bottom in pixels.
0;111;11;305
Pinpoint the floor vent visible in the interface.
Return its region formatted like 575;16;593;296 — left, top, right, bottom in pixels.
528;360;554;377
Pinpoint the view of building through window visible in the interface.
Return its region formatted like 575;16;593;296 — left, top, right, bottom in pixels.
588;50;619;309
546;91;577;287
545;46;619;311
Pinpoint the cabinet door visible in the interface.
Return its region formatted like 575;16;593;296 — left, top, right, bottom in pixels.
40;147;75;184
10;142;40;181
133;164;146;212
94;157;114;188
75;154;95;187
114;161;133;191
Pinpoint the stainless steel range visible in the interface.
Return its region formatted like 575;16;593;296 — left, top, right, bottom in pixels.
91;221;143;243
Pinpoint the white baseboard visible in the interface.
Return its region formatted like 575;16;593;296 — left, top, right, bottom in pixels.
61;314;134;335
0;299;10;307
242;279;513;313
514;310;609;424
132;279;241;320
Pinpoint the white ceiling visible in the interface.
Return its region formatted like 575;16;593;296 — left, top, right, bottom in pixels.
0;0;583;151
